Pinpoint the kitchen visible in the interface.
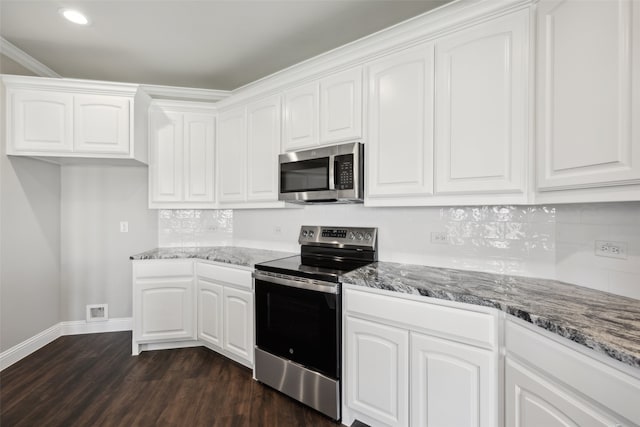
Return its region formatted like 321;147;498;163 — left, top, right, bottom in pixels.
1;0;639;426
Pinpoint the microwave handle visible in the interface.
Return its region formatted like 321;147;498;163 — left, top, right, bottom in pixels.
328;155;336;190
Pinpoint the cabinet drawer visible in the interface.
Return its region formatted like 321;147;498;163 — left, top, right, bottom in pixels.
196;262;252;289
134;260;193;278
506;319;640;425
345;289;497;349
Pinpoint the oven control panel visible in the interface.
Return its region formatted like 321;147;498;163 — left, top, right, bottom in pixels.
299;225;377;248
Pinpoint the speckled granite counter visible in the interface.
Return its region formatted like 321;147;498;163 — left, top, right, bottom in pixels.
130;246;294;268
342;262;640;370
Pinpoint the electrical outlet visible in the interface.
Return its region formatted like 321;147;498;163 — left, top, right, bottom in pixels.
430;231;448;244
595;240;627;259
274;226;282;235
120;221;129;233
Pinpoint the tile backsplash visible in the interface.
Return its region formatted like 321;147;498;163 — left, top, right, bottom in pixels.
158;202;640;299
158;209;233;247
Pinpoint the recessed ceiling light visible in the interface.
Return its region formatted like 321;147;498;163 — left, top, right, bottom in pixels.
59;9;90;25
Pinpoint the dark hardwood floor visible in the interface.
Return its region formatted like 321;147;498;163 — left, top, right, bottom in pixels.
0;332;342;426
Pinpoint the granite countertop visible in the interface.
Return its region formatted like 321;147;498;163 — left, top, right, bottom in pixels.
130;246;295;268
341;261;640;370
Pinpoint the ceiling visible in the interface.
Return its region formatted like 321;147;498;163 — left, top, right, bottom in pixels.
0;0;451;91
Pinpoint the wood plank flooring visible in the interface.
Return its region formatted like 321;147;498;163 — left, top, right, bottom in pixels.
0;332;342;427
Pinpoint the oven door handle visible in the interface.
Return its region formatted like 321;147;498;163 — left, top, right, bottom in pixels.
253;271;339;295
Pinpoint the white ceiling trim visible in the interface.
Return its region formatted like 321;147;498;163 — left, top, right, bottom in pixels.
139;84;230;102
0;37;61;78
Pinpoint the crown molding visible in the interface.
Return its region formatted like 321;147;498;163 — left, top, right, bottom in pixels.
140;84;230;102
0;37;61;78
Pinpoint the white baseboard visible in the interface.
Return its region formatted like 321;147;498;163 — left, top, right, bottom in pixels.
60;317;132;335
0;323;62;371
0;317;132;371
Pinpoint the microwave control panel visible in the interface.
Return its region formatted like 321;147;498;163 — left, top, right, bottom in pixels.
335;154;354;190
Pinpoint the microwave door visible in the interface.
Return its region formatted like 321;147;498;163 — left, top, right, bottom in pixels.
280;158;330;194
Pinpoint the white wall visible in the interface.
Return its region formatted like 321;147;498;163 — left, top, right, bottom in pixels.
0;93;61;351
60;165;157;321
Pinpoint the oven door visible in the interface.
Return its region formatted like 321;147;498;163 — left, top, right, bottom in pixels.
254;274;340;379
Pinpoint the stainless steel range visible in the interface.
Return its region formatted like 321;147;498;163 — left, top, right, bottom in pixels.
253;225;378;421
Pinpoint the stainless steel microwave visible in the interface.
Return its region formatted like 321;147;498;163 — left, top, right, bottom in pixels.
278;142;364;203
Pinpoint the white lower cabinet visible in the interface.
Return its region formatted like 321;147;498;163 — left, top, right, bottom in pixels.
197;279;224;349
222;286;253;364
346;316;409;427
132;261;196;352
411;332;496;427
344;287;498;427
132;259;254;368
505;319;640;427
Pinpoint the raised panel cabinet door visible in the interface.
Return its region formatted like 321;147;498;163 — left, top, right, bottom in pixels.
410;332;497;427
246;95;281;201
366;42;434;199
434;9;529;195
197;278;223;348
283;81;319;151
346;316;409;427
74;95;130;154
217;107;247;202
505;358;621;427
184;113;215;203
9;89;73;153
136;279;196;342
149;109;184;203
223;286;253;364
537;0;640;190
320;66;363;144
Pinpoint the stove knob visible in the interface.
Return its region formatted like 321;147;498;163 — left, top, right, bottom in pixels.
309;230;315;238
302;230;308;237
364;232;372;241
349;232;356;240
356;232;363;240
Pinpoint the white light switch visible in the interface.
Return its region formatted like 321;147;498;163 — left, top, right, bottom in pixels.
120;221;129;233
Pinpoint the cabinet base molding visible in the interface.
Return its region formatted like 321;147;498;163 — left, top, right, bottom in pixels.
0;317;132;372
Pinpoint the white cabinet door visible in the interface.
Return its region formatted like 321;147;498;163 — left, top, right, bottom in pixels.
74;95;130;154
346;316;409;427
411;332;497;427
218;107;247;202
506;358;621;427
536;0;640;191
184;113;215;203
283;82;319;151
149;109;184;203
246;95;281;201
223;286;253;364
320;67;362;144
197;278;223;349
366;42;434;200
9;89;73;153
435;10;528;195
136;279;196;343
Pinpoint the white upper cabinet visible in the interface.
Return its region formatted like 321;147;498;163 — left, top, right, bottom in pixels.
74;95;130;154
434;9;529;198
4;76;148;163
9;89;73;153
320;67;363;144
148;101;216;208
184;113;216;202
247;95;281;201
365;42;435;203
150;109;184;203
282;66;363;152
536;0;640;198
217;107;247;203
283;82;319;151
